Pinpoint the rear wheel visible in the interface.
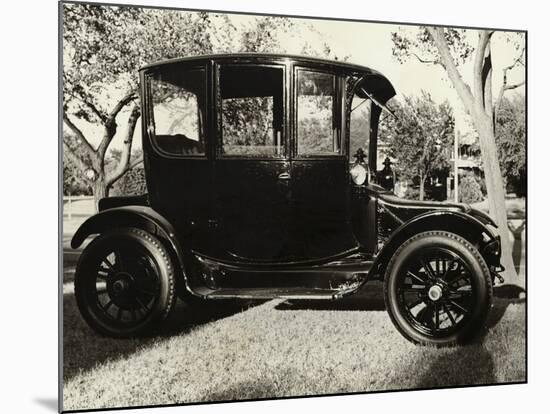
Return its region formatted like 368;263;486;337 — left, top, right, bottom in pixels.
384;231;492;346
74;228;176;337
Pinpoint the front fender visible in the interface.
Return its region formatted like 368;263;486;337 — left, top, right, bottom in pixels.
71;206;193;295
370;210;501;279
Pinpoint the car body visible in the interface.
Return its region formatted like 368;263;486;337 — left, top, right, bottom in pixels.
72;54;503;345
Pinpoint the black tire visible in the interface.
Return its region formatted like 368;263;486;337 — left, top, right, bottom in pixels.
384;231;492;346
74;228;176;338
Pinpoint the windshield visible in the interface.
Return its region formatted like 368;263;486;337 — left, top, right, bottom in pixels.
348;86;396;193
349;94;371;161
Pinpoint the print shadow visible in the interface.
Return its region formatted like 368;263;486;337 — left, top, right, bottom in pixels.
62;291;264;382
33;397;58;412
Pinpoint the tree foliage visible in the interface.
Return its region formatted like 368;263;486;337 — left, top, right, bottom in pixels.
63;133;92;195
63;141;91;196
222;97;275;154
297;95;335;154
63;5;215;115
63;4;219;205
63;4;328;205
495;95;526;196
111;166;147;197
380;92;454;200
459;173;484;204
392;27;474;67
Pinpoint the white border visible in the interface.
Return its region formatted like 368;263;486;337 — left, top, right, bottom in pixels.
2;0;546;413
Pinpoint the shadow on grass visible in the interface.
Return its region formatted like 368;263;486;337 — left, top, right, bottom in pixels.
494;284;526;299
159;298;266;336
205;377;282;402
63;291;264;382
414;346;496;389
274;281;386;312
487;295;525;329
488;283;526;330
275;281;525;330
63;249;81;268
63;268;76;284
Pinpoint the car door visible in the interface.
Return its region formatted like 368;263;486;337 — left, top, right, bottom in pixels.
289;67;358;260
143;63;213;252
213;61;292;262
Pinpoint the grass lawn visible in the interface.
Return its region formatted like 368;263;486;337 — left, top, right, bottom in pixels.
62;282;526;412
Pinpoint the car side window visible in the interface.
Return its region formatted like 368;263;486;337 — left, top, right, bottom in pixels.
296;70;341;156
149;67;206;156
220;65;285;157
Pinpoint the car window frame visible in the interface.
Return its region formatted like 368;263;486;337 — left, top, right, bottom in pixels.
292;65;346;160
215;61;288;161
144;63;209;160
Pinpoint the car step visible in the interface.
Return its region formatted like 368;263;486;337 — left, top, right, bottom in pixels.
192;286;342;300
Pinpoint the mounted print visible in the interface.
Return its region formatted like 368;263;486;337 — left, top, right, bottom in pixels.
61;1;526;411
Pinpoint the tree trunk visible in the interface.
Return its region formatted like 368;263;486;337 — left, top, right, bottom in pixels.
106;105;141;188
508;220;525;275
92;176;108;212
473;113;518;283
427;27;519;285
64;91;139;213
478;40;519;284
419;174;426;201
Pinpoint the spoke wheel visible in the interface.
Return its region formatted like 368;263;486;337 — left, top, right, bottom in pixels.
74;228;176;337
384;231;492;346
397;249;474;337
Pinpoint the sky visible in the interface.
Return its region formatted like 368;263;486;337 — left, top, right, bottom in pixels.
67;10;526;153
284;16;525;137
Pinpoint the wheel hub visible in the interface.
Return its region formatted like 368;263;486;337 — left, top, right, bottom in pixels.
112;279;129;294
107;272;136;307
428;284;443;302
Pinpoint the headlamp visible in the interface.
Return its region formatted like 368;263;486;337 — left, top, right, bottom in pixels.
350;163;367;185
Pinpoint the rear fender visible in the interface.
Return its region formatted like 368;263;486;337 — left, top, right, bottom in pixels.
370;210;500;279
71;206;196;296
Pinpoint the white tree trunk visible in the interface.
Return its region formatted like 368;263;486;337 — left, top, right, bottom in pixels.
93;176;108;212
474;112;517;282
428;27;519;284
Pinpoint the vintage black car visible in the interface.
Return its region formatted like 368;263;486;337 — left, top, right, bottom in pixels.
71;54;503;346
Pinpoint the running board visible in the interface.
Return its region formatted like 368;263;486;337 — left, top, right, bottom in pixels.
192;286;344;300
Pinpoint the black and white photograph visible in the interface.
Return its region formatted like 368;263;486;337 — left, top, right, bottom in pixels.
58;0;528;412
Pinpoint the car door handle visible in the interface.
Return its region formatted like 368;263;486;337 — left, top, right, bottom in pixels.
278;172;291;180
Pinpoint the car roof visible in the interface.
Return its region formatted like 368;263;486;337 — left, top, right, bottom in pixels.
142;53;375;73
140;53;396;101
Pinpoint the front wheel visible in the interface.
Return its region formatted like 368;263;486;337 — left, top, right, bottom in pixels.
384;231;492;346
74;228;176;338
